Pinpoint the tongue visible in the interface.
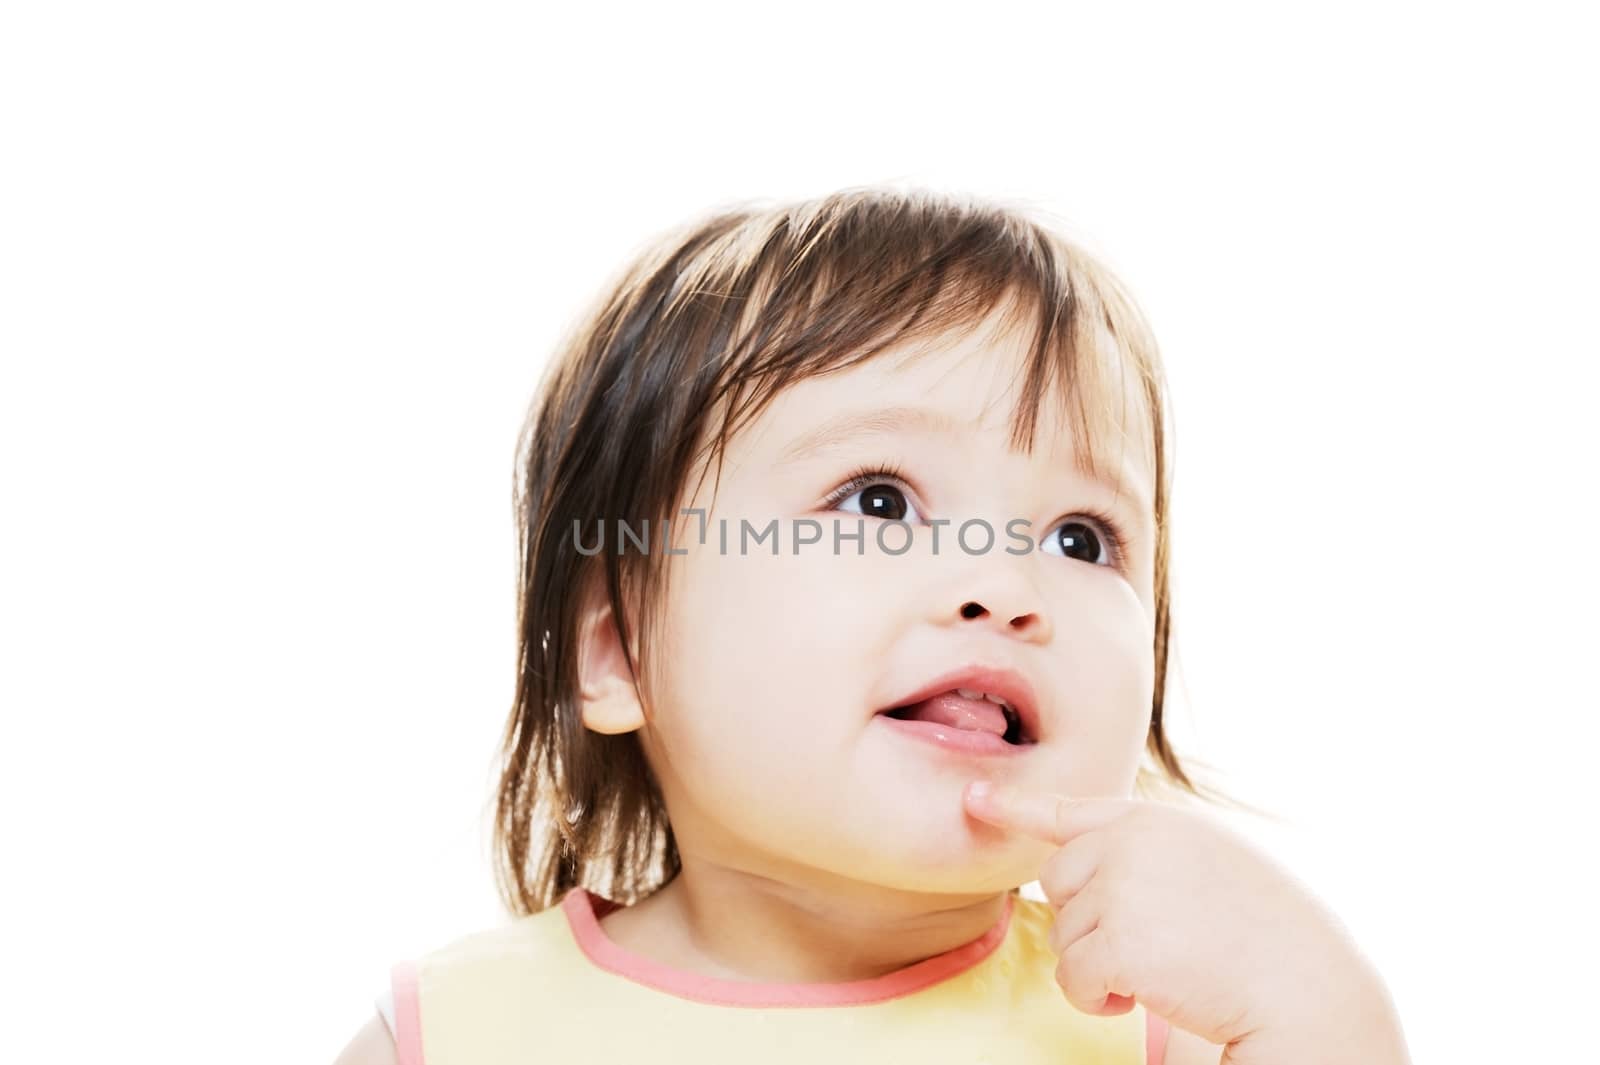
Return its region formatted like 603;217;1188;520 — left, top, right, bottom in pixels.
898;691;1008;737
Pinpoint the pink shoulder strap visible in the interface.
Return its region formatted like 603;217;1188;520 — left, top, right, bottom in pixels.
1145;1010;1169;1065
390;961;424;1065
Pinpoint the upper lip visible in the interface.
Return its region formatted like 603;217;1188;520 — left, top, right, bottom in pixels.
878;663;1043;744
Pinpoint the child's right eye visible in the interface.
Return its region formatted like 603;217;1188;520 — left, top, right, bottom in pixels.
823;464;926;524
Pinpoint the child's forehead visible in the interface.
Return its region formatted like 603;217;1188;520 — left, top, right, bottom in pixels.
726;305;1164;511
750;307;1156;484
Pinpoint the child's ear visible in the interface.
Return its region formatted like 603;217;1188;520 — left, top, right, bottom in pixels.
575;572;646;735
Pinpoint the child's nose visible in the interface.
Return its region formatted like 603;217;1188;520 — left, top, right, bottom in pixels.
957;595;1053;644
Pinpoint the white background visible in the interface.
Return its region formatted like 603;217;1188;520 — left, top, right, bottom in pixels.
3;3;1595;1063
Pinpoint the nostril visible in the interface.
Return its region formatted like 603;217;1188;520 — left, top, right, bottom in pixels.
960;601;986;619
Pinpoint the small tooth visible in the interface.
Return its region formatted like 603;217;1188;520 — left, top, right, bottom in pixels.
956;687;983;700
984;692;1009;707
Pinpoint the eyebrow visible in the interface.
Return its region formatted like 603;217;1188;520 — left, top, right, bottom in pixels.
776;405;967;467
775;404;1152;522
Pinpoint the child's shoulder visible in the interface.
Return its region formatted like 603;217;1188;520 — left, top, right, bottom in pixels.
430;904;564;955
406;894;595;1023
414;895;576;984
343;900;577;1065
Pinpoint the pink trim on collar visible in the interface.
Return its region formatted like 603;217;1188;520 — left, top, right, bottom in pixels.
560;886;1016;1008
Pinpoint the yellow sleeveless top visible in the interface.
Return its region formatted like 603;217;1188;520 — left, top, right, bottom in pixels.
390;886;1170;1064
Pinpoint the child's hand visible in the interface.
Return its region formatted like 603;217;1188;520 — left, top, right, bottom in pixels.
963;782;1410;1065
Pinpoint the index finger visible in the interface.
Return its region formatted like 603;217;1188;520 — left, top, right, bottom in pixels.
963;781;1130;844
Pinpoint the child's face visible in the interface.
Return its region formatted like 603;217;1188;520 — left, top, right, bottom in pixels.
591;304;1157;897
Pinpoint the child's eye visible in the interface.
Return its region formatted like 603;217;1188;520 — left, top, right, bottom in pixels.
1039;511;1128;569
822;464;926;524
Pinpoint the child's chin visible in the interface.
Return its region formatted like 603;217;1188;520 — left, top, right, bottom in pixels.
880;867;1032;901
858;832;1038;895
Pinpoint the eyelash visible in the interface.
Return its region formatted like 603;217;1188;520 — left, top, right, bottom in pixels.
821;461;915;511
820;462;1132;570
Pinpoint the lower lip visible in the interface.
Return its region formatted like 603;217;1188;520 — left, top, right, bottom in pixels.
874;713;1030;757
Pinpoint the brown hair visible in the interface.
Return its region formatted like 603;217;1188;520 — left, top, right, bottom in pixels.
494;185;1265;916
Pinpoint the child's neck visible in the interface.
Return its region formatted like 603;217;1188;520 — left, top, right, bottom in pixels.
597;863;1012;984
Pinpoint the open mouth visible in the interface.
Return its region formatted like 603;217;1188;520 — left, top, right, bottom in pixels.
879;689;1037;746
